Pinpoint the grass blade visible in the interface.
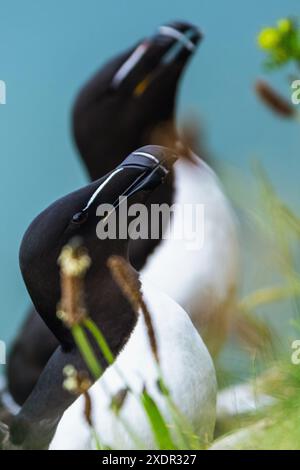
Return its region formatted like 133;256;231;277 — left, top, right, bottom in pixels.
140;388;177;450
72;324;102;380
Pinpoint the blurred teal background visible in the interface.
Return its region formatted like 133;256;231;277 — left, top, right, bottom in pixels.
0;0;299;354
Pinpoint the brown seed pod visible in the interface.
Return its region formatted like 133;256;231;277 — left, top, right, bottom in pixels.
255;80;296;118
110;388;129;414
107;255;159;364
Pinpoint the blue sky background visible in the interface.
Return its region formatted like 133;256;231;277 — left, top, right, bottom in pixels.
0;0;299;347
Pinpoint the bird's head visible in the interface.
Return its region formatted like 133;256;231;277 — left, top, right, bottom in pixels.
72;21;202;179
19;146;177;342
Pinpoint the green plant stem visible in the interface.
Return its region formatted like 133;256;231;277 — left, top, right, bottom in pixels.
75;321;144;448
156;369;201;449
141;389;177;450
72;324;103;380
83;318;115;364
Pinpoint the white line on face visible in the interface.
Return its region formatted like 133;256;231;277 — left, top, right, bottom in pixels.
83;150;170;212
112;25;195;89
112;43;149;88
83;167;124;211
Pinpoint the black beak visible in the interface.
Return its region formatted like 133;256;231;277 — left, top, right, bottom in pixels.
111;145;177;210
72;146;177;224
157;21;202;64
112;21;202;92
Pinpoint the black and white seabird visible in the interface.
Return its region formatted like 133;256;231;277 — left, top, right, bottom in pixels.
72;20;202;182
1;146;216;450
7;20;206;407
71;19;239;354
6;21;238;411
50;276;216;450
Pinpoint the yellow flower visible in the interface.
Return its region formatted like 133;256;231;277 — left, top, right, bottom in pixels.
277;18;293;34
258;27;280;50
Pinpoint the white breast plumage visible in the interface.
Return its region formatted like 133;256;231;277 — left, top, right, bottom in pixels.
50;279;217;450
142;155;239;351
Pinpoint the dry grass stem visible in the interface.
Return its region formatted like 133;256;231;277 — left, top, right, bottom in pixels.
107;255;159;363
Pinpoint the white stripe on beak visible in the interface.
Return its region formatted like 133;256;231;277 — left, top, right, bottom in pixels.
132;151;160;164
133;152;169;175
158;25;196;52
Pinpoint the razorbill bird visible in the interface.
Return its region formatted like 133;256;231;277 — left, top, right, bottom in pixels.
7;21;238;410
70;19;239;353
6;20;206;406
1;146;216;450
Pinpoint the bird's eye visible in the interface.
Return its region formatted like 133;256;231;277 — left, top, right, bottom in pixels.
71;211;88;225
